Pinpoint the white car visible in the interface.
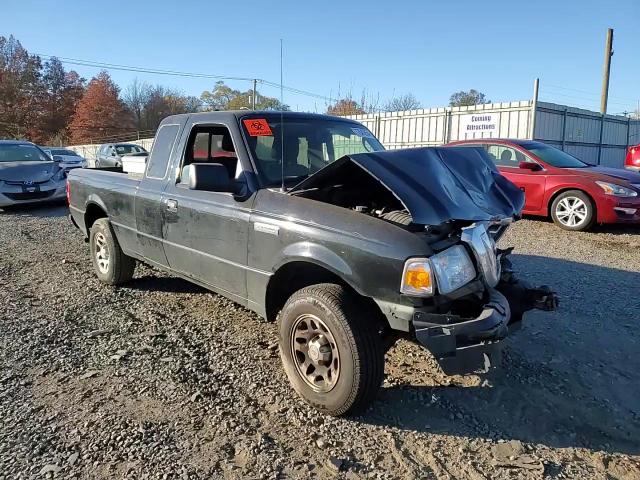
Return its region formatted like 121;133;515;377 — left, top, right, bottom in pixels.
0;140;67;208
42;147;88;170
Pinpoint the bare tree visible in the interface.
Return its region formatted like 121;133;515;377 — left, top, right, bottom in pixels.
123;79;152;130
384;93;421;112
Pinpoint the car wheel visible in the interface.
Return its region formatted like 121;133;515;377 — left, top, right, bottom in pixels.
278;283;384;416
89;218;136;284
551;190;595;231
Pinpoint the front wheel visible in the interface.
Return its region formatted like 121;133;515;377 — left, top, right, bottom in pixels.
550;190;595;231
89;218;136;284
278;284;384;416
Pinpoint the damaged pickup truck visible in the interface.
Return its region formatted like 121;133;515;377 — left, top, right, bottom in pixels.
67;111;557;416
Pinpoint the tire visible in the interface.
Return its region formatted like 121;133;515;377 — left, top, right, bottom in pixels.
89;218;136;285
278;283;384;416
550;190;595;231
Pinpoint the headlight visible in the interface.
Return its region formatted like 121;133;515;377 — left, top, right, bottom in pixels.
596;181;638;197
54;169;67;181
430;245;476;294
400;246;476;297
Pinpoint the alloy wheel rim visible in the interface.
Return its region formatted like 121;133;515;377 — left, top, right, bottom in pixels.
290;313;340;392
556;197;588;227
94;232;110;273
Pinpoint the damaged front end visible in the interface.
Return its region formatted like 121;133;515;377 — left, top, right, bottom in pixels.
290;146;558;375
413;224;559;375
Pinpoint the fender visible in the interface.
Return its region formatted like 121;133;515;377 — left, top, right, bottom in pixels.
272;241;365;295
85;193;109;217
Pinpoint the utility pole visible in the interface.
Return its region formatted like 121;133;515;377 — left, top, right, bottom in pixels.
252;79;257;110
600;28;614;115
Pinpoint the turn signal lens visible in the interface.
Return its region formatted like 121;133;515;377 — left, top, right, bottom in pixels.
400;259;434;296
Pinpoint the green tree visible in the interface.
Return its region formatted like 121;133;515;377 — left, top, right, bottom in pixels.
200;81;288;111
449;89;491;107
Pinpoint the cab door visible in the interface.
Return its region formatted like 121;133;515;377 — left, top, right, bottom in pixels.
161;122;252;303
485;144;546;212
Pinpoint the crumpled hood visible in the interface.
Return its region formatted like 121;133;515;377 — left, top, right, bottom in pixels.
291;147;525;225
0;161;59;183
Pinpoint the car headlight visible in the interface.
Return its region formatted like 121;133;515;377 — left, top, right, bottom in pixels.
596;181;638;197
401;246;476;297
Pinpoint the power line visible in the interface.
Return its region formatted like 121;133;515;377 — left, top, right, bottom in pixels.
35;53;339;105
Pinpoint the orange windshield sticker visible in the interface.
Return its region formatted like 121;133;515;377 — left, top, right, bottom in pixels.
243;118;273;136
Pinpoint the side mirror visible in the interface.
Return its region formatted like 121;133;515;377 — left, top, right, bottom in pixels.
52;155;64;162
519;161;542;171
189;163;236;193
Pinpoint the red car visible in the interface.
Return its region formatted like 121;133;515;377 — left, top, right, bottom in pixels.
626;143;640;172
447;139;640;231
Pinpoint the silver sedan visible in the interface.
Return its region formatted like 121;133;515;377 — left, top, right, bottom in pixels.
0;140;67;208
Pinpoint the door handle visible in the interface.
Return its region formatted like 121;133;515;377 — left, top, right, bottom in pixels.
166;199;178;213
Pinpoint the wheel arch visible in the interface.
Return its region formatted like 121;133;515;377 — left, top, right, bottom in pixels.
84;200;109;233
547;187;597;218
264;260;383;325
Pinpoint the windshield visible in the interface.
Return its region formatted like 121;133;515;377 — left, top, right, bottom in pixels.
51;149;79;156
526;144;588;168
0;144;50;163
241;115;384;186
115;144;146;155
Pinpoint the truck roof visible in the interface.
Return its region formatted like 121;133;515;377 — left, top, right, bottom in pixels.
0;139;34;146
162;110;361;124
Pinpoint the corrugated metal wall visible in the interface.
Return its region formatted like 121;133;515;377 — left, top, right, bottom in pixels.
534;102;639;168
347;101;639;168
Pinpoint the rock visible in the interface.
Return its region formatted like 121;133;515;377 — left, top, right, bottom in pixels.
267;342;279;351
315;437;328;449
67;452;79;465
86;329;110;338
326;456;343;473
80;370;99;380
39;464;62;475
491;440;524;460
190;391;201;402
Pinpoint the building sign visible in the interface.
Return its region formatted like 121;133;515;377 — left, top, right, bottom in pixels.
459;113;498;137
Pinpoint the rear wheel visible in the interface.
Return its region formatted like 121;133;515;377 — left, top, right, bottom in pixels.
89;218;136;284
551;190;595;231
278;284;384;416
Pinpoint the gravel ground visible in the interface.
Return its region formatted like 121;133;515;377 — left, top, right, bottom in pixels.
0;204;639;479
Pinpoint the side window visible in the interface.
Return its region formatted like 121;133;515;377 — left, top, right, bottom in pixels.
178;125;238;185
145;124;180;179
486;145;525;167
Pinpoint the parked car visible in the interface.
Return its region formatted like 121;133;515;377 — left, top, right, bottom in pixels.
68;112;557;416
625;143;640;172
0;140;67;208
42;147;87;170
96;143;147;168
447;139;640;231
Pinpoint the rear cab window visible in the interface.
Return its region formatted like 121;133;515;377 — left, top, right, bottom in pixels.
145;124;180;179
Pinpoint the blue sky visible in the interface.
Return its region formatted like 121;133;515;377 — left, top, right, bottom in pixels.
2;0;639;113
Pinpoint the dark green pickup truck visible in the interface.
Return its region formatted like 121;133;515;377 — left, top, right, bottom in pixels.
68;111;557;415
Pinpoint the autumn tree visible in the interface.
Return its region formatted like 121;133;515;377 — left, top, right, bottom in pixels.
449;89;491;107
384;93;421;112
0;35;45;140
200;81;288;111
69;71;134;144
326;98;366;116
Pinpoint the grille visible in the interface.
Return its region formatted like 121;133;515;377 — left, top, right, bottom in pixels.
4;190;54;201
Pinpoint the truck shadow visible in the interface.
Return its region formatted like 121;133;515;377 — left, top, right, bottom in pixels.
359;254;640;456
127;275;207;294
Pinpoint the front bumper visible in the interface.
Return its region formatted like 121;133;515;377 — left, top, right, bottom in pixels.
0;183;66;208
597;194;640;224
412;255;558;375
